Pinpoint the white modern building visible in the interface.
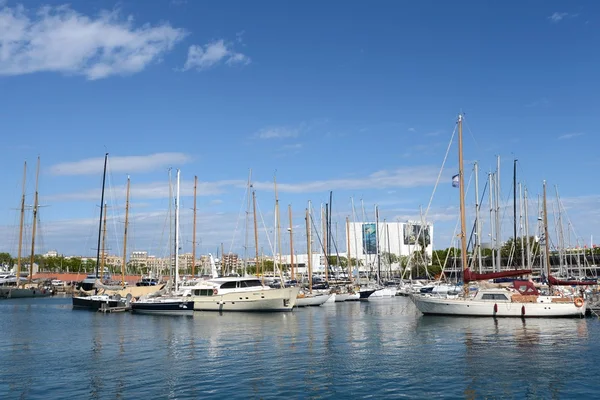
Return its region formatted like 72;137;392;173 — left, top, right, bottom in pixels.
276;221;433;277
346;221;433;261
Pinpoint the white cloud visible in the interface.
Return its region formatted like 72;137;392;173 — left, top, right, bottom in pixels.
256;127;299;139
0;4;186;79
49;152;192;176
558;132;584;140
183;39;250;71
47;178;242;201
548;12;577;23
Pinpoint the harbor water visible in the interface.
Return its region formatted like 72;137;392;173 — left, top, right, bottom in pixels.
1;296;598;399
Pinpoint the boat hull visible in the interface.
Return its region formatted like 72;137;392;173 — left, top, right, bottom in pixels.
296;294;331;307
410;295;586;318
0;287;53;299
131;300;194;316
194;287;299;312
72;295;123;310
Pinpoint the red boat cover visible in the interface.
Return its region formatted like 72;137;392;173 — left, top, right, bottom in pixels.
462;268;533;283
548;275;597;286
512;280;539;296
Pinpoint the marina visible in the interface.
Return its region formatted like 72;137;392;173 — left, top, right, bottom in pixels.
1;1;600;399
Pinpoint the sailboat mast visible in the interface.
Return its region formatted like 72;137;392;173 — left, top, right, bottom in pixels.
542;181;551;285
244;170;252;277
29;157;40;282
524;187;531;270
488;172;495;272
274;174;283;281
192;175;197;278
306;204;313;293
95;154;108;289
121;176;130;287
288;205;295;281
457;115;468;277
101;202;107;274
322;203;328;281
175;169;180;292
346;216;352;284
375;205;381;283
16;161;27;287
495;156;501;270
474;161;482;272
519;182;525;268
513;159;518;265
252;190;261;284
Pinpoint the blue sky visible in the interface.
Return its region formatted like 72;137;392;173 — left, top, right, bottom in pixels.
0;0;599;259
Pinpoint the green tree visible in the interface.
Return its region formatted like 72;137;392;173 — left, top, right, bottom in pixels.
0;252;13;266
500;236;540;265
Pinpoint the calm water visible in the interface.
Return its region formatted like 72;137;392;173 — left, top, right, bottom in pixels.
0;296;598;399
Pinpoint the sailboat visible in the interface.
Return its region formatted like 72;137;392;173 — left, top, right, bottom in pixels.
72;154;127;310
0;158;53;299
410;115;586;317
296;204;331;307
130;169;194;316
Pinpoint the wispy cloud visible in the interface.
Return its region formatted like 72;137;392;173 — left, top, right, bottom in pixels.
183;39;250;71
255;127;299;139
46;178;242;201
253;166;441;193
0;4;186;79
49;153;192;176
548;12;578;23
558;132;584;140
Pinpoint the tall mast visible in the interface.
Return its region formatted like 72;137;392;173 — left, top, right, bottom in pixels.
192;175;197;278
322;203;328;281
306;203;313;293
351;197;360;281
95;154;108;292
288;204;295;280
542;181;551;284
519;182;525;268
274;173;283;280
328;192;333;275
101;201;107;274
488;172;495;272
457;115;468;278
244;170;252;277
375;205;381;283
346;216;352;284
524;187;531;270
16;161;27;287
121;176;130;287
513;159;518;266
29;157;40;282
252;190;261;284
474;161;482;272
175;169;180;292
495;155;501;270
220;242;225;276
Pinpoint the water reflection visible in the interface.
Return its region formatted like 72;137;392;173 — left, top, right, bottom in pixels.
415;315;591;399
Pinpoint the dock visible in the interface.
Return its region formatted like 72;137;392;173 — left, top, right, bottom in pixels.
98;304;131;313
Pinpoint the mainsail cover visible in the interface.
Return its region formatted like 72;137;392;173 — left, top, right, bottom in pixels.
463;268;533;283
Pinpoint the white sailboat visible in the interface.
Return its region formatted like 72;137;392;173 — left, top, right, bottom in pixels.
131;169;194;316
410;115;586;318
